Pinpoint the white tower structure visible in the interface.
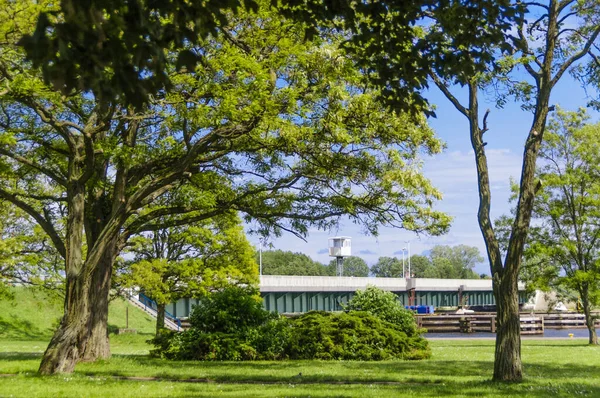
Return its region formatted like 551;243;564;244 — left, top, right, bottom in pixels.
328;236;351;277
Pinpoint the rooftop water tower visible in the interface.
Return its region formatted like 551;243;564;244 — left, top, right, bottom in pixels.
328;236;351;276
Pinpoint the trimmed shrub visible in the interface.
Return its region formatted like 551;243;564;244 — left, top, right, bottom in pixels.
246;318;293;360
345;286;419;336
286;311;430;360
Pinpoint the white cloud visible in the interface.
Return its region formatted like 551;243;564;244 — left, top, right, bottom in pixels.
424;149;521;189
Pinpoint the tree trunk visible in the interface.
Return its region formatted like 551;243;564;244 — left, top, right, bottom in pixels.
581;292;598;345
156;303;166;334
39;198;124;373
460;81;524;382
79;246;115;361
39;176;89;375
39;275;90;374
492;272;522;381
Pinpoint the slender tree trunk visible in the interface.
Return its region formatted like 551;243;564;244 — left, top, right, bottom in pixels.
459;81;524;382
156;304;166;334
493;271;522;381
581;291;598;345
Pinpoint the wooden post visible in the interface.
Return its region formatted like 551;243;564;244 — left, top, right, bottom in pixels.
460;317;473;333
491;316;496;333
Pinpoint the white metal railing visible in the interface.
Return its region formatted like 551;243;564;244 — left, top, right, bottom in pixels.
127;295;180;331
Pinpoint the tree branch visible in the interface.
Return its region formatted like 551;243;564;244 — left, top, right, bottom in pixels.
524;2;550;10
481;109;491;134
551;26;600;87
0;148;68;186
517;24;543;76
429;73;469;118
17;97;78;152
0;188;66;258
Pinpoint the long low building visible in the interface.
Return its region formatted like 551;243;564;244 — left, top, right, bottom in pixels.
166;275;528;318
261;275;527;313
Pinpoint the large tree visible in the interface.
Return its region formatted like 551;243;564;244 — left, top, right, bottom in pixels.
409;255;432;278
0;1;450;374
371;247;482;279
427;245;482;279
430;0;600;381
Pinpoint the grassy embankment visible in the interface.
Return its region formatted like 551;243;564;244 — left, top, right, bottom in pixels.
0;287;599;397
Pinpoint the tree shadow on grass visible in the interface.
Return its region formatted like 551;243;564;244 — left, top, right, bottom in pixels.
76;356;600;389
0;316;53;340
78;357;483;380
0;352;42;361
72;358;600;398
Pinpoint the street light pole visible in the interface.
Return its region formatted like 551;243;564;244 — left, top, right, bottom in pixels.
259;242;263;276
401;248;406;278
405;240;411;278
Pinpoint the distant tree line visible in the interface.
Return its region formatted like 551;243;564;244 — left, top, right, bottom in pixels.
258;250;369;277
260;245;484;279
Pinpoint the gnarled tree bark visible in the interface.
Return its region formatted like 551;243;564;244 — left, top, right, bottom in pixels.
39;172;88;374
79;247;115;361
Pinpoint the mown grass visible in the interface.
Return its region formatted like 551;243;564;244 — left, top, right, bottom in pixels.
0;336;599;397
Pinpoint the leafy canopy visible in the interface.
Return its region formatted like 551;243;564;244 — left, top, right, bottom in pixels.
371;246;483;279
19;0;523;111
327;256;369;277
0;0;451;277
371;256;405;278
528;108;600;311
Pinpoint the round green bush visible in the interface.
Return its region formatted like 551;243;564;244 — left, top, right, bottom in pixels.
188;285;273;334
345;285;419;336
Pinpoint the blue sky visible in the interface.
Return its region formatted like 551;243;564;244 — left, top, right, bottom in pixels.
247;71;599;276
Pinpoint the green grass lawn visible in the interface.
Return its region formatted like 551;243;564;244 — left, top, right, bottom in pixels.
1;289;599;397
0;287;156;341
0;337;598;397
